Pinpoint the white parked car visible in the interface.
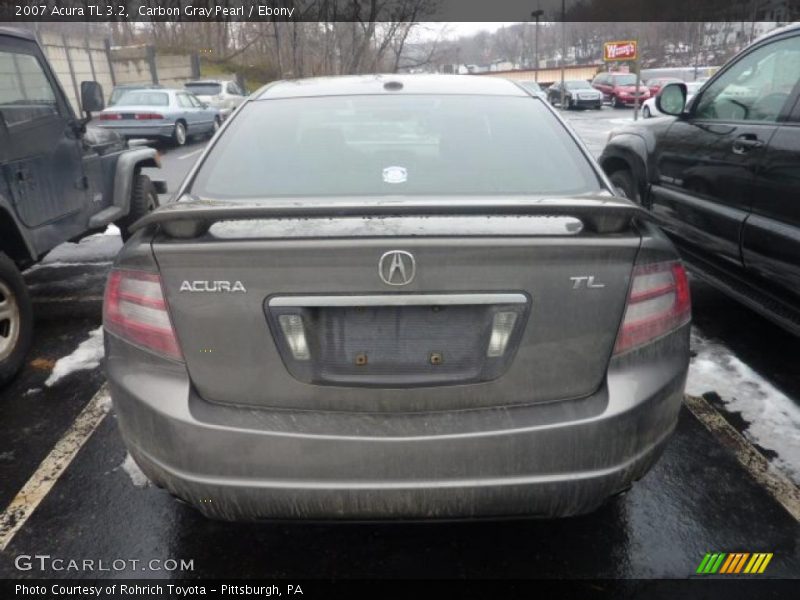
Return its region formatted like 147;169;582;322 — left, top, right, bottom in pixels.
642;81;704;118
184;79;247;120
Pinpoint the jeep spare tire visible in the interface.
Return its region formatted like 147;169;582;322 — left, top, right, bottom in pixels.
0;252;33;387
117;174;160;242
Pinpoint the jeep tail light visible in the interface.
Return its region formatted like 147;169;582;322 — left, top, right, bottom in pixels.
613;261;690;355
104;270;183;361
97;113;122;120
134;113;164;120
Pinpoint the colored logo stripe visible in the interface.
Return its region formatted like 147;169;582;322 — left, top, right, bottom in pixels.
697;553;773;575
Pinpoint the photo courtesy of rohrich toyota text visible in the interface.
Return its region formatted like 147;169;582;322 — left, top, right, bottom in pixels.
0;1;798;598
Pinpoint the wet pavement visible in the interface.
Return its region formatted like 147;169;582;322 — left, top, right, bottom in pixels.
1;405;798;580
0;113;797;581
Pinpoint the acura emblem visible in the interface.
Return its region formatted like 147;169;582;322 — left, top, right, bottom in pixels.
379;250;416;286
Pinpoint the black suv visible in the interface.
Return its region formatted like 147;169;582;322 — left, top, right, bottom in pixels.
0;27;164;385
600;24;800;335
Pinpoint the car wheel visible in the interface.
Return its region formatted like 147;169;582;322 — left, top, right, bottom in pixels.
612;95;622;109
0;252;33;388
609;169;641;204
566;97;573;110
172;121;187;146
643;105;651;118
116;174;160;242
210;116;221;137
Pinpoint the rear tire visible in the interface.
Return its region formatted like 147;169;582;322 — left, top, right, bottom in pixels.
210;116;221;137
612;95;622;109
609;169;641;204
117;174;160;242
643;105;651;118
0;252;33;388
172;121;187;147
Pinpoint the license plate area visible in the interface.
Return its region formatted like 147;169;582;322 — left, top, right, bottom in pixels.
267;294;529;387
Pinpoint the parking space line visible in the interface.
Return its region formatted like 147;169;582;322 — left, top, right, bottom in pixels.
177;148;203;160
684;394;800;522
0;384;111;551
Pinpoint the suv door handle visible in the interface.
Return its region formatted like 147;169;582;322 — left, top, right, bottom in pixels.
732;134;765;154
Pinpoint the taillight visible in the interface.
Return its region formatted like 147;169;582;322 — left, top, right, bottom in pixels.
103;270;183;361
134;113;164;120
613;261;691;354
97;113;122;120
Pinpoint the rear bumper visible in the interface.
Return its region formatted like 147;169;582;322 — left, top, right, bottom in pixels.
95;122;175;139
106;329;689;520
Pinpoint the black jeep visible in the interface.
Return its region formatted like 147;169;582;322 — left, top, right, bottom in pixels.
0;27;164;385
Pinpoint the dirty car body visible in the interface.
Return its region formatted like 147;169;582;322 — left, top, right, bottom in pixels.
104;75;691;521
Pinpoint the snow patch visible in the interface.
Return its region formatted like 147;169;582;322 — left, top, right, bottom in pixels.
38;226;121;265
120;453;151;488
688;331;800;484
45;327;105;387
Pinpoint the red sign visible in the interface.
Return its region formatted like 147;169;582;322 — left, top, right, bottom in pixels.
604;41;637;61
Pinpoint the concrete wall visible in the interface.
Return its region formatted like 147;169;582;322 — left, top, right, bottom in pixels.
109;45;198;88
38;31;114;113
35;33;198;113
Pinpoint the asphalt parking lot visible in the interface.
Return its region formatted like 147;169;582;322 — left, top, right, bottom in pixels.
0;107;798;581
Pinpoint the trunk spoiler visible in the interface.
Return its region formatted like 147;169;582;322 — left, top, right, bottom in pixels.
131;196;648;239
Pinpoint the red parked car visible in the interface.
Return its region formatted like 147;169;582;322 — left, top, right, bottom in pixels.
645;77;683;96
591;72;650;108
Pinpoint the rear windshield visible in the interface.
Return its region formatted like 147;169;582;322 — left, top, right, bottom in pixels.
115;91;169;107
611;75;637;85
191;95;602;198
185;83;222;96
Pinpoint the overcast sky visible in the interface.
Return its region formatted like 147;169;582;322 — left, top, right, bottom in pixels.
413;22;523;42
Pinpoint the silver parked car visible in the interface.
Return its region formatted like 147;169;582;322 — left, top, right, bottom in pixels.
184;79;247;120
95;89;221;146
104;75;691;521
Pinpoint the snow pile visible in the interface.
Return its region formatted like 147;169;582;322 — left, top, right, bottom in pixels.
45;327;105;387
687;332;800;484
38;225;121;265
120;453;151;488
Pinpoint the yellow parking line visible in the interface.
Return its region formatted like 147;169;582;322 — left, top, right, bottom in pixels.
0;385;111;551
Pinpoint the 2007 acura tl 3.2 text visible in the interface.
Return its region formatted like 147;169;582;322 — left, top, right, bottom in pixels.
103;75;691;521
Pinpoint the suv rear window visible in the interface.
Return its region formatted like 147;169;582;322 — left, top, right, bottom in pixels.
185;83;223;96
191;95;602;198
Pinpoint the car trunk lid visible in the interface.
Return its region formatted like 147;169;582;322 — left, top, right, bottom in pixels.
148;196;644;412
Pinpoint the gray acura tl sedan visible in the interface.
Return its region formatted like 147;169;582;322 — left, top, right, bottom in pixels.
103;74;691;521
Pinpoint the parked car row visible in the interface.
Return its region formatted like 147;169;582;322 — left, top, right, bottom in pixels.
529;73;703;112
97;78;249;146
